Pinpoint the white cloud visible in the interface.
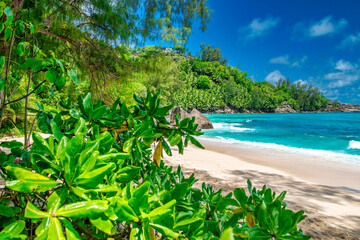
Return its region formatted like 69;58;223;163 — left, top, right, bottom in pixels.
309;16;347;37
293;16;347;39
243;17;280;39
334;59;357;71
340;32;360;48
324;59;360;88
265;70;285;83
294;79;308;85
269;55;290;65
269;55;307;67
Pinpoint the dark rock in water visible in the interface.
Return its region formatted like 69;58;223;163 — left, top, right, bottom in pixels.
167;106;213;130
274;102;296;113
188;108;213;130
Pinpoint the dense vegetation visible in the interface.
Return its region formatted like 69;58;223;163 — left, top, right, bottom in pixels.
0;1;312;239
115;46;328;112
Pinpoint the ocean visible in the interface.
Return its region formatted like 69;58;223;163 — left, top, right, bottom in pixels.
201;112;360;165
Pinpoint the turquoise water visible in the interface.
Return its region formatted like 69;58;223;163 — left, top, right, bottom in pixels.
202;112;360;165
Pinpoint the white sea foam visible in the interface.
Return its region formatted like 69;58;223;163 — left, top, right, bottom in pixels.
212;123;255;132
199;136;360;165
246;119;252;123
348;140;360;149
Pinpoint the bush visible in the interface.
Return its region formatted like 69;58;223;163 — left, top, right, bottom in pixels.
196;75;212;89
0;92;311;239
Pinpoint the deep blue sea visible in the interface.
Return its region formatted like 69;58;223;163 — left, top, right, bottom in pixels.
201;112;360;165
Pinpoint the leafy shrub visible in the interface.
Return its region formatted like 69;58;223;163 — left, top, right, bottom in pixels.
196;75;212;89
0;92;311;239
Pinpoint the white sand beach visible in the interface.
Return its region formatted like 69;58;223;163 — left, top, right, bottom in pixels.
164;139;360;239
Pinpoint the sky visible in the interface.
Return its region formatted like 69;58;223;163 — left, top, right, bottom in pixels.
182;0;360;104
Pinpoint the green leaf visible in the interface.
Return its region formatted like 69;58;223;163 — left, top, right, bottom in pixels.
150;223;179;239
89;214;116;235
0;23;3;34
15;20;25;36
68;69;78;84
74;117;87;135
1;220;25;235
220;227;235;240
50;119;63;142
69;109;81;119
55;200;108;218
6;179;59;193
46;69;58;83
168;132;182;146
113;198;139;222
4;27;12;41
83;92;92;113
60;218;81;240
123;137;135;153
47;188;68;214
0;78;7;92
0;56;5;70
189;136;204;149
75;163;115;187
117;165;141;182
5;165;49;180
0;205;14;217
144;200;176;221
4;7;13;27
32;154;62;172
48;218;65;240
32;132;54;157
25;202;51;219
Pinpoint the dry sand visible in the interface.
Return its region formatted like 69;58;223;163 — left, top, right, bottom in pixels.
164;139;360;239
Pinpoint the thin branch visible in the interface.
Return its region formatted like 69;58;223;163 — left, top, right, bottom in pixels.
5;80;47;105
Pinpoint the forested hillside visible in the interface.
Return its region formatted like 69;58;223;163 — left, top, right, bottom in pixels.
87;44;328;113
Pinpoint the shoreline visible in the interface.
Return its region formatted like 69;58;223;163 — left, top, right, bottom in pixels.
164;139;360;239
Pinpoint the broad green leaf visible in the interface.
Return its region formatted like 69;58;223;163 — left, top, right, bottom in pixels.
46;69;58;83
144;200;176;221
168;133;182;146
25;202;51;219
220;228;235;240
4;7;13;26
113;198;139;222
0;78;7;91
1;220;25;235
123;137;135;153
32;132;54;158
97;152;129;161
4;27;12;41
55;200;108;218
82;92;92;113
48;218;65;240
15;20;25;36
174;217;203;231
117;165;141;182
5;165;49;180
189;136;204;149
78;141;100;166
50;119;63;142
74;117;87;135
79;150;99;174
0;205;14;217
75;163;115;187
32;154;62;171
68;69;78;84
150;223;179;239
89;214;116;235
60;218;81;240
47;188;68;214
0;56;5;70
6;179;59;193
35;217;51;237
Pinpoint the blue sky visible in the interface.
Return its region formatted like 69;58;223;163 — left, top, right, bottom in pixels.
182;0;360;104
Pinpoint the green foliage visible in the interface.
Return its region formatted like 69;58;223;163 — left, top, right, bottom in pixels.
0;91;310;239
196;75;212;89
